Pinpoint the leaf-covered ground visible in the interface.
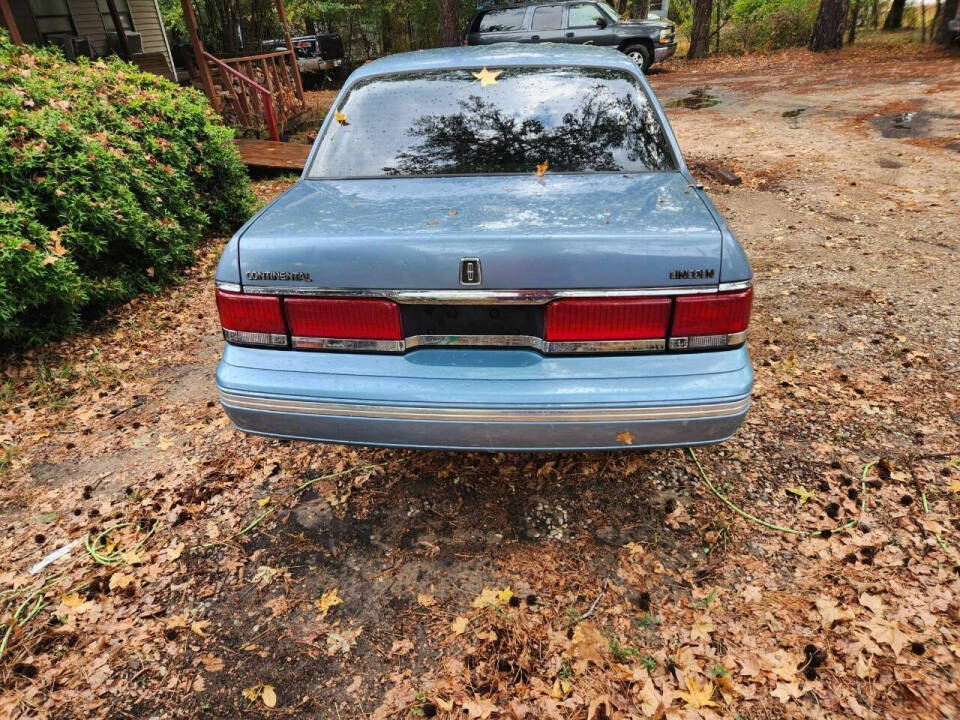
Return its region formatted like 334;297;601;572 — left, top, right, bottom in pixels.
1;43;959;719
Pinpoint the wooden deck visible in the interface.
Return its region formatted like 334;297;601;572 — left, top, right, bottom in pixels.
234;139;311;170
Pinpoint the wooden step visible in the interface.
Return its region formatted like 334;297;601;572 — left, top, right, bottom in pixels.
234;138;311;170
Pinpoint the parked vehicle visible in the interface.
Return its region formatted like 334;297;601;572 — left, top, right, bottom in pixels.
465;0;676;71
213;44;753;451
264;34;344;76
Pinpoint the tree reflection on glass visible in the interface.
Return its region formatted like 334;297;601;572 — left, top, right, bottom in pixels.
308;67;678;178
386;87;672;176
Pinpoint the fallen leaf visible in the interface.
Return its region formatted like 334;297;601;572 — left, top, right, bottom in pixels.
617;431;634;445
786;486;814;504
108;572;135;590
462;695;499;719
326;626;362;655
417;592;436;607
262;685;277;708
496;587;513;604
742;585;762;603
569;621;607;670
166;543;185;562
858;592;884;615
472;587;500;608
60;592;84;608
551;676;572;699
316;587;342;616
771;681;802;704
257;496;271;507
471;67;502;87
334;110;348;125
191;620;211;637
587;696;613;720
865;618;910;656
690;617;714;643
200;655;224;672
677;675;718;709
816;596;855;629
450;616;469;635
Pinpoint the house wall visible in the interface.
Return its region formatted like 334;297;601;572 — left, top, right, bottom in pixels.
128;0;171;65
69;0;108;54
8;0;40;45
8;0;172;71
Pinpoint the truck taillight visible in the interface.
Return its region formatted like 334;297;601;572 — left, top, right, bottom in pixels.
545;297;671;341
285;297;402;351
215;289;288;347
669;288;752;350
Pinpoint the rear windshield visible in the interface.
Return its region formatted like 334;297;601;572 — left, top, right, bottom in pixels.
308;67;676;178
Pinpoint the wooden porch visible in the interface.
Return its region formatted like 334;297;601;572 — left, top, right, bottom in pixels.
234;138;310;170
179;0;306;144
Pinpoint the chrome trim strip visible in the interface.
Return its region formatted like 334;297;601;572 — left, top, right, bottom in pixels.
718;280;752;292
726;330;748;345
219;390;750;423
291;334;668;354
215;281;242;293
405;334;544;350
292;337;404;352
546;338;665;354
240;285;721;303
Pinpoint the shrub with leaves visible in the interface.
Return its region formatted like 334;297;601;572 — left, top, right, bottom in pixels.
0;32;252;348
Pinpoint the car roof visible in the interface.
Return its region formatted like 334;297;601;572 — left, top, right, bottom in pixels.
350;43;643;81
478;0;606;7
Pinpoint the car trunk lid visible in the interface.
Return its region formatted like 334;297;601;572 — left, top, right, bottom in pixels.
237;172;721;291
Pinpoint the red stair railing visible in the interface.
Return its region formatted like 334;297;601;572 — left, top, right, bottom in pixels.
202;50;280;142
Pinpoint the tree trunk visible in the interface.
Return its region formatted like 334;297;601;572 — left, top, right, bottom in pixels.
632;0;650;20
810;0;849;50
848;0;862;43
872;0;879;26
438;0;459;47
714;0;722;53
884;0;906;29
687;0;713;58
938;0;958;43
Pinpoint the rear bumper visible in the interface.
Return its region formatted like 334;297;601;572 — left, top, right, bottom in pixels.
216;344;752;451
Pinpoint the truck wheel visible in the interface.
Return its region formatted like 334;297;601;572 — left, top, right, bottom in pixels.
623;44;652;72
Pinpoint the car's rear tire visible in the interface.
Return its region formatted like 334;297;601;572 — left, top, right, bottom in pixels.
623;44;652;72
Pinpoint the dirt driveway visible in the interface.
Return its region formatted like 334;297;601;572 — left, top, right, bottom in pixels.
1;45;958;719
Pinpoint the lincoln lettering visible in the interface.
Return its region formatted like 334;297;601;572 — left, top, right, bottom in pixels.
669;269;716;280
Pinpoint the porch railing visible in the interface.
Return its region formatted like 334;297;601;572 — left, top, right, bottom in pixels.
202;49;305;141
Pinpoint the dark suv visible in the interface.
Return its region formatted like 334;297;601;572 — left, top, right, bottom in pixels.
466;1;676;71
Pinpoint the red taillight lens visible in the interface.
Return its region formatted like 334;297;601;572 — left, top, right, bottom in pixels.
216;289;286;334
671;288;753;337
284;297;402;340
545;297;672;341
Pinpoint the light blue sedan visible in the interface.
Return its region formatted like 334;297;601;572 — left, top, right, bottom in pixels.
213;43;753;451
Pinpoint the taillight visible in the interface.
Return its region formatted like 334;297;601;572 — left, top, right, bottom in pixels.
545;297;671;341
285;297;402;350
669;288;752;350
216;289;288;347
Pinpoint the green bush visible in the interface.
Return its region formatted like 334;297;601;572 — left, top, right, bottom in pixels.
0;32;252;348
724;0;819;52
